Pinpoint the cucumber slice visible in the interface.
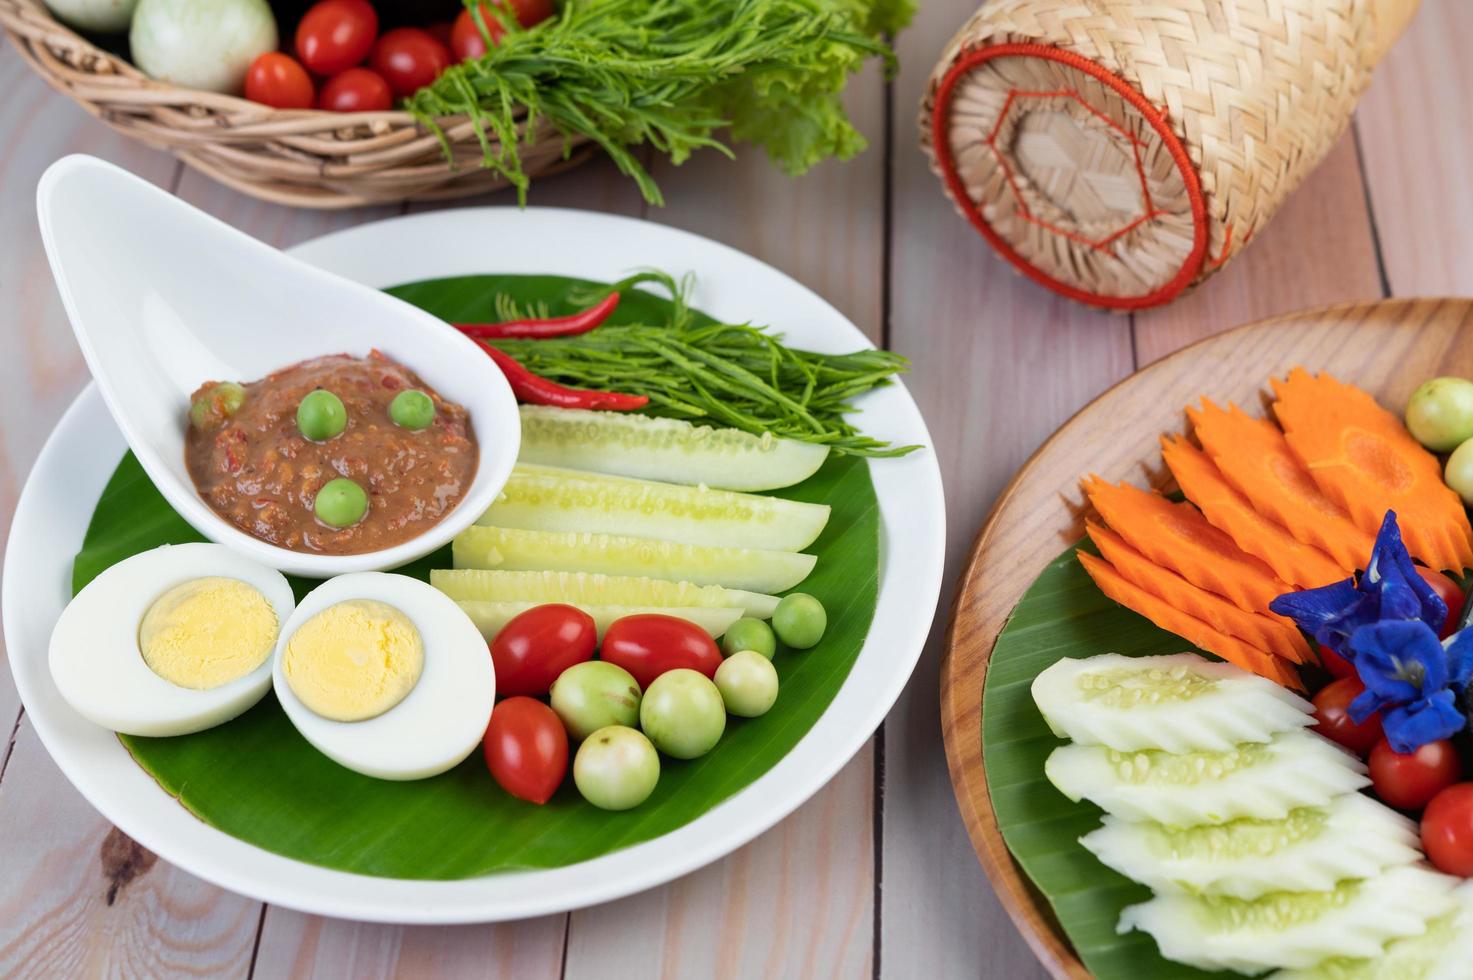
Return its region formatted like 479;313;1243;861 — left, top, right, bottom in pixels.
1118;866;1459;974
517;406;830;491
1045;731;1368;826
431;569;780;618
1270;882;1473;980
480;466;831;551
1032;653;1314;753
1081;793;1421;900
452;525;816;594
455;600;743;643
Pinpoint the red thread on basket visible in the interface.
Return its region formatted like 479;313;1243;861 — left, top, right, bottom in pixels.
931;42;1209;310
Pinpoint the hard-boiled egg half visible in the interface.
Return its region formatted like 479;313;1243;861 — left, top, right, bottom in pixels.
273;573;495;781
50;543;294;736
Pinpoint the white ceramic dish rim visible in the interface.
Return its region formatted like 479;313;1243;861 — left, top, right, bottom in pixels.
3;207;946;924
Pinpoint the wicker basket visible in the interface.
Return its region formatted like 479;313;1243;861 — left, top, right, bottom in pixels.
919;0;1419;310
0;0;591;209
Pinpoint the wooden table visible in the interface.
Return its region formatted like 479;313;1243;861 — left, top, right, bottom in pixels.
0;1;1464;975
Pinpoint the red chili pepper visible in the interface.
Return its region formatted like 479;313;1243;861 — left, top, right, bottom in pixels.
454;292;621;339
481;346;649;412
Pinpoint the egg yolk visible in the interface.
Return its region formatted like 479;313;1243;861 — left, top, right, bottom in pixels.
283;599;424;722
138;577;279;690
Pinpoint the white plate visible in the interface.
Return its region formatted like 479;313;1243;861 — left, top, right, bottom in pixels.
3;208;946;923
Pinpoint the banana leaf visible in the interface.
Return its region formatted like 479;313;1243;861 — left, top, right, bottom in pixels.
71;275;879;879
983;540;1225;979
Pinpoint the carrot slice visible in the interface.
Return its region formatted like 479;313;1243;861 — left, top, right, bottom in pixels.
1086;523;1314;664
1272;369;1473;572
1077;550;1304;690
1082;476;1291;615
1161;434;1348;589
1189;398;1376;571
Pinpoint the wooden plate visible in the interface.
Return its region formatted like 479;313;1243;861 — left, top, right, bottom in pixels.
940;298;1473;978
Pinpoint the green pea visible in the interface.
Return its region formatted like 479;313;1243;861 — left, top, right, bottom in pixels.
297;389;347;441
315;478;367;528
390;389;436;430
772;593;826;650
189;381;246;429
721;617;776;660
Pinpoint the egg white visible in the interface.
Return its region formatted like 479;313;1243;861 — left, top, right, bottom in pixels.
273;573;495;781
49;543;295;737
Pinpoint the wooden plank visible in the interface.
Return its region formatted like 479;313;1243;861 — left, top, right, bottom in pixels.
0;45;263;979
1355;0;1473;296
0;47;180;738
879;2;1134;975
0;719;259;977
563;749;873;979
250;909;566;979
173;170;402;246
1133;134;1382;364
563;67;886;980
407;152;649;216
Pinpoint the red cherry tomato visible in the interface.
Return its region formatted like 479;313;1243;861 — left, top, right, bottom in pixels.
600;614;721;690
1422;783;1473;875
483;696;568;804
1369;737;1463;811
426;21;455;48
244;52;315;109
318;68;393;112
369;27;453;98
1415;565;1464;638
1311;677;1384;756
451;4;503;60
1317;644;1356;681
296;0;379;77
450;0;554;60
490;603;597;697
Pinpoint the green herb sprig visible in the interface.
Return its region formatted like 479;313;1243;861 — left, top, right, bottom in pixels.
406;0;912;204
488;272;919;456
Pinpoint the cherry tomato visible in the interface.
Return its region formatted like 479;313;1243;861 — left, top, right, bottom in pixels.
483;696;568;804
1369;737;1463;811
451;4;503;60
1415;565;1464;638
450;0;554;60
244;53;315;109
1317;644;1356;681
490;603;597;697
296;0;379;77
426;21;455;48
1422;783;1473;875
1311;677;1384;756
318;68;393;112
368;27;453;98
600;615;722;690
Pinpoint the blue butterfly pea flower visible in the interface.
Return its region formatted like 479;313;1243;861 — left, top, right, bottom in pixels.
1345;619;1473;750
1269;512;1447;654
1381;691;1466;754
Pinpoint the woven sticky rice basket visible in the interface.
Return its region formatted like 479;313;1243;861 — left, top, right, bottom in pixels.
919;0;1419;310
0;0;591;209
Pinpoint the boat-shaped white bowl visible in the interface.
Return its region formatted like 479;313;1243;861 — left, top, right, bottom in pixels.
35;155;519;578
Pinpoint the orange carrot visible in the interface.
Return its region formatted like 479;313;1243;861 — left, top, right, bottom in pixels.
1078;551;1304;690
1087;522;1315;664
1189;398;1376;571
1082;475;1291;615
1161;434;1348;589
1272;369;1473;572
